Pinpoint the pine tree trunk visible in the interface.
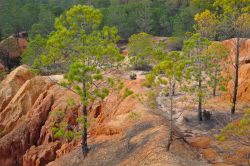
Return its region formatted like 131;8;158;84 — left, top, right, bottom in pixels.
167;79;173;150
82;81;89;158
172;82;175;96
231;38;240;114
198;79;203;121
213;69;218;97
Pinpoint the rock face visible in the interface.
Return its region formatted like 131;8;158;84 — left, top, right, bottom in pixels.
0;91;54;165
222;39;250;103
0;38;249;166
0;76;53;136
0;65;34;112
0;66;208;166
0;66;80;166
0;34;28;58
0;34;28;71
23;142;61;166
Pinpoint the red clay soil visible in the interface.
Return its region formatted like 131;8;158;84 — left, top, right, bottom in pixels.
0;66;209;166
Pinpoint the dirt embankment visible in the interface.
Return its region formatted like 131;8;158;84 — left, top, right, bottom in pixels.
0;65;207;166
221;38;250;104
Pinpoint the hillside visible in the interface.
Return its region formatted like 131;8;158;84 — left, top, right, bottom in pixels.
0;66;208;166
0;38;249;166
0;1;250;166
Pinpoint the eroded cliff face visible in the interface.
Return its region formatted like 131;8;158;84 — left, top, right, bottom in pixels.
0;65;208;166
221;39;250;103
0;38;249;166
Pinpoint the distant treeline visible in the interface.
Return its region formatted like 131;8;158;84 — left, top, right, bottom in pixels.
0;0;214;39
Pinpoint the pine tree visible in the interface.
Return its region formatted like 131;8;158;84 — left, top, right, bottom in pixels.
34;5;124;157
183;33;211;121
146;51;188;150
213;0;250;114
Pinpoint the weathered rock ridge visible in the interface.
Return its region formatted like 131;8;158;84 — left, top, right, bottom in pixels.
0;65;208;166
221;38;250;103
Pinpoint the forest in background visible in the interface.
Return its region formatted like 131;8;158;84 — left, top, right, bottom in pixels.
0;0;215;39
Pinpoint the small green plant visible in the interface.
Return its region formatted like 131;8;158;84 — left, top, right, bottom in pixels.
123;88;134;99
50;110;75;141
67;98;76;108
0;71;6;81
145;91;158;109
54;128;64;139
128;112;140;121
49;110;65;119
217;109;250;146
65;131;74;141
76;116;90;128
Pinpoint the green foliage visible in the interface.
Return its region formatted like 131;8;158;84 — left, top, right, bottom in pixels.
145;48;188;109
182;33;211;97
0;71;6;81
165;37;183;51
49;109;65;119
146;91;158;109
54;128;64;139
123;88;134;99
134;0;153;33
0;0;227;39
213;0;250;39
67;98;76;108
194;9;219;39
65;130;74;141
182;33;229;118
217;109;250;145
118;80;124;91
76;116;90;128
29;5;56;38
50;110;76;141
128;32;164;70
205;42;230;95
21;35;47;66
128;112;141;121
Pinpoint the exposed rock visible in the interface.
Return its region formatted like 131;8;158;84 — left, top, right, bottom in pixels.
213;163;233;166
0;67;210;166
0;91;53;166
0;65;34;112
202;148;218;162
37;85;80;146
189;137;211;149
91;125;122;136
23;142;61;166
56;140;79;158
0;35;28;59
239;56;250;64
0;76;52;136
222;39;250;103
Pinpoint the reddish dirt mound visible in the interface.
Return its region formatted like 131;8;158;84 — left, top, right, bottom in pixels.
221;39;250;103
